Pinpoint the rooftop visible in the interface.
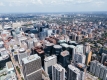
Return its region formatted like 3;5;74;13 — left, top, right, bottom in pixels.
53;45;62;49
68;65;80;74
19;48;26;53
60;43;69;47
22;54;40;64
44;55;56;62
69;41;76;44
45;43;54;47
53;64;65;72
61;50;69;56
69;45;75;48
0;48;9;61
6;61;14;70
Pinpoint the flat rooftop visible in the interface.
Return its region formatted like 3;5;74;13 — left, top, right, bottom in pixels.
68;65;80;74
22;54;40;64
44;55;56;62
61;50;69;56
60;43;69;47
53;45;62;49
6;61;13;69
53;64;65;72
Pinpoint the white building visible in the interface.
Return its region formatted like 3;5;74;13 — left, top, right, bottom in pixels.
44;55;57;76
52;64;65;80
76;44;84;54
18;48;28;65
74;53;86;64
68;65;81;80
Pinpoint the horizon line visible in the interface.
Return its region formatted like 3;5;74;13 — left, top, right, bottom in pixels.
0;11;107;14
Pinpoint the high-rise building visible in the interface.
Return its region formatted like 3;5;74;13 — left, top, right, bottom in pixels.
72;33;77;41
60;43;69;51
44;55;57;78
68;41;78;46
53;45;62;56
84;43;90;54
89;60;98;75
90;60;107;80
62;29;66;35
76;44;84;54
47;29;53;37
101;53;107;64
85;51;92;65
76;35;82;42
22;54;42;80
74;53;86;64
39;32;47;40
44;43;54;56
18;36;27;46
69;45;76;60
68;64;81;80
52;64;65;80
94;62;101;77
99;64;105;79
0;48;10;68
103;67;107;80
18;48;28;65
76;63;86;80
59;50;70;68
26;39;34;49
91;54;97;61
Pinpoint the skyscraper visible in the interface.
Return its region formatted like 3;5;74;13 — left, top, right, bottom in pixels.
94;62;101;77
76;44;84;54
84;43;90;54
85;51;92;65
18;48;28;65
76;63;86;80
89;60;98;75
52;64;65;80
44;55;57;78
90;60;107;80
101;53;107;64
26;39;34;49
22;54;42;80
74;53;86;64
69;45;76;60
59;50;70;68
68;64;81;80
99;64;105;79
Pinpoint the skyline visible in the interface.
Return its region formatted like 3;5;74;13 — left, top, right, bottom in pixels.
0;0;107;13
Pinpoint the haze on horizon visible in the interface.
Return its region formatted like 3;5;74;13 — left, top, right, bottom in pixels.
0;0;107;13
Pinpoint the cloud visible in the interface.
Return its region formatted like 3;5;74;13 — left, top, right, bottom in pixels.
63;0;74;2
76;0;92;3
63;0;93;3
37;0;43;4
95;1;104;7
51;0;56;4
0;0;107;13
9;3;12;6
0;2;5;6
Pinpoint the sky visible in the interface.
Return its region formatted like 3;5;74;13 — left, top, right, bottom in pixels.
0;0;107;13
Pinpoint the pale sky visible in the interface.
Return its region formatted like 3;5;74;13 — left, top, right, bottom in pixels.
0;0;107;13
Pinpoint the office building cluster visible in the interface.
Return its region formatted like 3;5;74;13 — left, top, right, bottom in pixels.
0;23;94;80
1;13;107;80
90;60;107;80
